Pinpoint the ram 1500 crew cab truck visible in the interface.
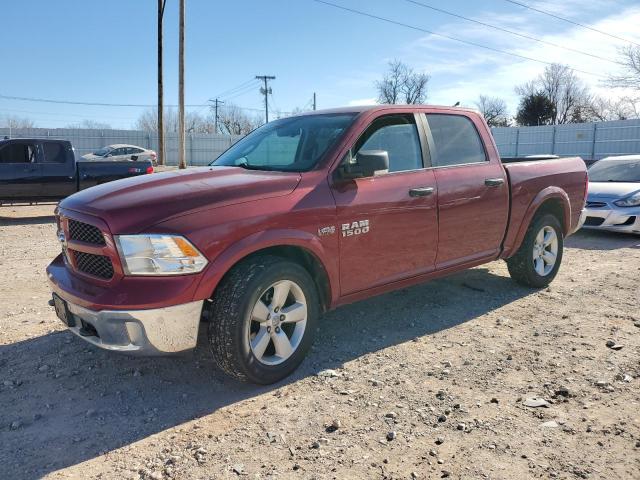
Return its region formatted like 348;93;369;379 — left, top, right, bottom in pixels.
0;138;153;203
47;105;588;384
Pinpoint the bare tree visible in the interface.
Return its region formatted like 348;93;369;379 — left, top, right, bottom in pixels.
376;60;430;104
516;64;591;124
0;115;36;129
136;107;169;132
586;96;640;121
66;119;112;129
136;107;215;133
606;46;640;90
216;104;262;135
475;95;509;127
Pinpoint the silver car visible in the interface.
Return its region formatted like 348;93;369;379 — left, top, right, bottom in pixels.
582;155;640;234
81;144;157;164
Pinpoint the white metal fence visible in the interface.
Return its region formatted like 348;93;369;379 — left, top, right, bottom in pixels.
0;127;243;166
491;119;640;161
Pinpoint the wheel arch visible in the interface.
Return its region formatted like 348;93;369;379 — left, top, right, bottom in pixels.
504;187;571;258
194;230;336;313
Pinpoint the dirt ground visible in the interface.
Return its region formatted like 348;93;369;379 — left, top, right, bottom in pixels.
0;204;639;480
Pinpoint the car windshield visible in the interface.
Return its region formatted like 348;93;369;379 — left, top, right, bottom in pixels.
94;146;112;156
211;113;356;172
588;158;640;182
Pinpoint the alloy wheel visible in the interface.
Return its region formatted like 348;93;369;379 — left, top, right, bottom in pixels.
248;280;308;365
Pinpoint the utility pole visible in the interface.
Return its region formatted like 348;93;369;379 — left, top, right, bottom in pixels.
178;0;186;169
313;92;316;111
255;75;275;124
211;98;224;134
157;0;166;165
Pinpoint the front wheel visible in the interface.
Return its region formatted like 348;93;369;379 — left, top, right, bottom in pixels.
507;213;564;288
208;255;319;384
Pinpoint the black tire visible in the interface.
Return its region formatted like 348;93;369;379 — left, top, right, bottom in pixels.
207;255;319;384
506;213;564;288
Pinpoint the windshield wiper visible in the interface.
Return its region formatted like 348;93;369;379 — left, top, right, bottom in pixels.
234;163;278;171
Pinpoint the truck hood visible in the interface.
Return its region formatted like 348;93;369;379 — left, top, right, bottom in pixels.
587;181;640;200
61;166;302;233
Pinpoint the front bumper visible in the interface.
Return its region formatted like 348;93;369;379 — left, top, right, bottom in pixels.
581;204;640;234
57;299;204;355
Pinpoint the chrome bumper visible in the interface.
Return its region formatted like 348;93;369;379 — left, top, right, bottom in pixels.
61;300;204;355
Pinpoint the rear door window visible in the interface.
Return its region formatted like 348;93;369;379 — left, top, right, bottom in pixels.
42;142;67;163
0;142;37;164
425;114;487;167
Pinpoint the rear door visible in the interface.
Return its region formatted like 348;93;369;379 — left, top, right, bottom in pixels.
39;141;76;198
0;140;41;199
423;113;509;269
331;113;438;295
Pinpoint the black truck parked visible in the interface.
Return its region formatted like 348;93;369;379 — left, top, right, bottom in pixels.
0;138;153;203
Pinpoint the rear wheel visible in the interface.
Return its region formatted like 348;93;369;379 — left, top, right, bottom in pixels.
507;213;564;288
208;255;319;384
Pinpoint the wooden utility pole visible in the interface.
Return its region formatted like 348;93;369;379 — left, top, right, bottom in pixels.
178;0;186;169
255;75;275;124
157;0;166;166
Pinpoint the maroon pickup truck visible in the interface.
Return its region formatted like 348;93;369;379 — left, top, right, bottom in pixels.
47;105;587;384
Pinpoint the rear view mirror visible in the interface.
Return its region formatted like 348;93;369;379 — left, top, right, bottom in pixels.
340;150;389;179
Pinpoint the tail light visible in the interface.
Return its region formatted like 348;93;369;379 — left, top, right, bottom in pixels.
146;166;154;174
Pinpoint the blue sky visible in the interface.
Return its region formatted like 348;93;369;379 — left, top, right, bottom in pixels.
1;0;639;128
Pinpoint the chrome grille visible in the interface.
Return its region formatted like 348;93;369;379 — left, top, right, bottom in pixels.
72;251;114;279
68;219;105;246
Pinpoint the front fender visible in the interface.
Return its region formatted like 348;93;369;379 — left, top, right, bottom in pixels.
192;228;338;305
503;186;571;258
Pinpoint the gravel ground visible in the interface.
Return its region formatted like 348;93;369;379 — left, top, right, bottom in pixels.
1;204;639;480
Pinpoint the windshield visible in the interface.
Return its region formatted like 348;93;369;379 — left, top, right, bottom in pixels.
588;158;640;182
211;113;356;172
93;146;112;156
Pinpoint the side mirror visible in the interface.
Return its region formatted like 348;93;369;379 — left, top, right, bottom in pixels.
131;155;138;161
340;150;389;179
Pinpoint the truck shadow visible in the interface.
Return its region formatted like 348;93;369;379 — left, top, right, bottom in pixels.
566;230;640;251
0;267;532;479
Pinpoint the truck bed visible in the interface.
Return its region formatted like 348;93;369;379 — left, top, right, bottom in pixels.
501;156;588;257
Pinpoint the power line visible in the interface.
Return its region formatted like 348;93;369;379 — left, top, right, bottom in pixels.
310;0;607;78
221;82;261;101
0;93;279;113
212;79;261;100
502;0;640;48
403;0;625;66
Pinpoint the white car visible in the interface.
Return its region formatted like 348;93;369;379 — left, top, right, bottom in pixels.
81;144;157;164
582;155;640;234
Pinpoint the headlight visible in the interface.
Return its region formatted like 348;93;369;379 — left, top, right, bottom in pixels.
115;234;208;275
613;191;640;207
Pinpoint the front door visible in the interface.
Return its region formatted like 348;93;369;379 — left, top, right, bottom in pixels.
0;140;41;200
423;113;509;269
331;113;438;295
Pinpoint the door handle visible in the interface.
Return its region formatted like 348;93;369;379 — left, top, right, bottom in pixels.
485;178;505;187
409;186;435;197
